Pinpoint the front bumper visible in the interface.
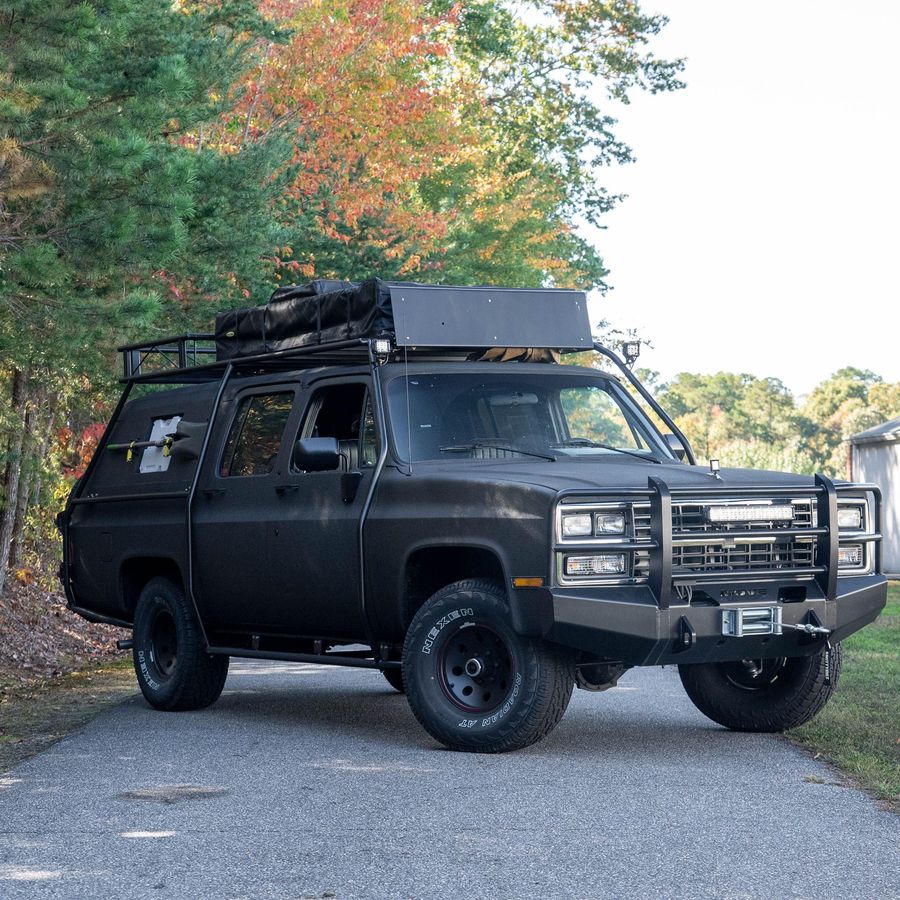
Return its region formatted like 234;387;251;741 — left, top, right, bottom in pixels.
536;574;887;667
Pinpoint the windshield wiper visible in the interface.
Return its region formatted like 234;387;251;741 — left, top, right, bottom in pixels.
439;442;556;462
550;438;661;464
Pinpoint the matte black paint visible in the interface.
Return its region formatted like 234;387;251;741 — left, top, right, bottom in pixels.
64;357;889;668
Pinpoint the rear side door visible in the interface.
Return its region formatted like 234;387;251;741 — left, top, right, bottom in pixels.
193;384;298;632
265;377;379;639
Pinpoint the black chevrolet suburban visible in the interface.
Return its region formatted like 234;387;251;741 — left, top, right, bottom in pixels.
60;279;888;752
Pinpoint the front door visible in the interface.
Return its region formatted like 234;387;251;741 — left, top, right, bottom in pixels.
265;378;378;639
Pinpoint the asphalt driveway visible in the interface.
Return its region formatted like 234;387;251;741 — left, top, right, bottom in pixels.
0;662;897;899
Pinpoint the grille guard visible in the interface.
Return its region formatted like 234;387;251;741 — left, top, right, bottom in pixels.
554;476;883;609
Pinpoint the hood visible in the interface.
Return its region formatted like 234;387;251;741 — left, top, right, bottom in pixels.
409;456;821;495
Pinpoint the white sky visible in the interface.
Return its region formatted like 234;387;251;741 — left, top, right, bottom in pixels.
584;0;900;397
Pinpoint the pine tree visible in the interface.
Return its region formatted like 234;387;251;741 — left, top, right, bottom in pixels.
0;0;290;591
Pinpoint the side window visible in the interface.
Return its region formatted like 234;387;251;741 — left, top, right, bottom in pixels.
294;383;368;471
220;392;293;477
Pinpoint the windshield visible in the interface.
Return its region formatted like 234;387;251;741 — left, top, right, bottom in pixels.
386;370;673;463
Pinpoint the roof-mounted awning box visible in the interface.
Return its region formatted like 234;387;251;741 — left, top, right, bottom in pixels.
214;278;592;361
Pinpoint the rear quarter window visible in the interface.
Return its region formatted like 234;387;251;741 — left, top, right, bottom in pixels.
220;393;293;477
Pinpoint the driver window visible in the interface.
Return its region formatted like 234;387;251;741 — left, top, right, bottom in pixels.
293;383;370;471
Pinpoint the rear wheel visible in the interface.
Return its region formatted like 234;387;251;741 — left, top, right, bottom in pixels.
402;579;573;753
678;643;842;732
132;577;229;711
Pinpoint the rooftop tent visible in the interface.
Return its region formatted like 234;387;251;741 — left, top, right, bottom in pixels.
214;278;592;361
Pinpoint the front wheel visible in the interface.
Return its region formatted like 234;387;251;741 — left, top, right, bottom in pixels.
132;576;229;711
402;579;574;753
678;643;842;732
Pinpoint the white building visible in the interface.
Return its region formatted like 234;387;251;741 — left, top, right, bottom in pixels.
850;418;899;577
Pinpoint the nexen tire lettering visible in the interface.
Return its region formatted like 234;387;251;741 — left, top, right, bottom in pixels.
137;649;160;691
421;608;474;654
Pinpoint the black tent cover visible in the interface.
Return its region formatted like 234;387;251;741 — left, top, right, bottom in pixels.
215;278;394;361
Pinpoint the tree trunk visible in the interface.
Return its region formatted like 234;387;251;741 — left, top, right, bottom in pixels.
30;397;58;520
10;399;54;569
9;403;37;570
0;368;29;595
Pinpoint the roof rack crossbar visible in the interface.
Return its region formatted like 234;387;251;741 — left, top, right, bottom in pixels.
121;333;217;379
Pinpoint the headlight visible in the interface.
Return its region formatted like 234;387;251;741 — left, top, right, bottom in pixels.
595;512;626;534
837;506;863;530
565;554;627;576
562;514;593;537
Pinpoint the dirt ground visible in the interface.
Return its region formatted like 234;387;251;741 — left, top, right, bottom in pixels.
0;578;137;770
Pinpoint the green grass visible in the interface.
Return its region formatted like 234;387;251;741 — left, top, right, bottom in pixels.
790;581;900;805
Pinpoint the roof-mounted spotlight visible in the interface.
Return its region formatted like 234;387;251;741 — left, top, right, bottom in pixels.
621;340;641;368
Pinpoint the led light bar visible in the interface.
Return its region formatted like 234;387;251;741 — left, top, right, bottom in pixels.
706;504;794;524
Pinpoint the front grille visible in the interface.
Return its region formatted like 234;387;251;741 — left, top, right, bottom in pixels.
672;539;815;572
631;498;817;579
633;506;652;579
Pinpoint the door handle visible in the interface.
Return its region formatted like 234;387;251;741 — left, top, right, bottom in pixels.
203;489;225;498
275;484;299;496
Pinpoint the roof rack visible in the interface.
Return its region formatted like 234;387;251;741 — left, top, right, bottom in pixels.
119;335;383;384
119;280;595;383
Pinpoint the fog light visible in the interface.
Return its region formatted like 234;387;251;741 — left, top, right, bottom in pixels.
837;507;862;529
595;512;626;534
565;554;626;576
562;514;593;537
838;545;863;568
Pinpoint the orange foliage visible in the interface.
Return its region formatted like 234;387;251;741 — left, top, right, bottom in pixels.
212;0;473;276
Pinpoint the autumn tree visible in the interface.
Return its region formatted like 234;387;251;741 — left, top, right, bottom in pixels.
209;0;469;289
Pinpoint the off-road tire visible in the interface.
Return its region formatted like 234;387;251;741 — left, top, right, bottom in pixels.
678;643;843;732
132;576;229;711
381;667;405;693
403;579;574;753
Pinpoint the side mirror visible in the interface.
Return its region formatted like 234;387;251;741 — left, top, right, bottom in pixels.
664;433;686;461
294;437;341;472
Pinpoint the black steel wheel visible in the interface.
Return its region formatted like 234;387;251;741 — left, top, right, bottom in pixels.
678;643;842;732
132;576;229;711
402;579;574;753
437;623;514;713
720;657;789;691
